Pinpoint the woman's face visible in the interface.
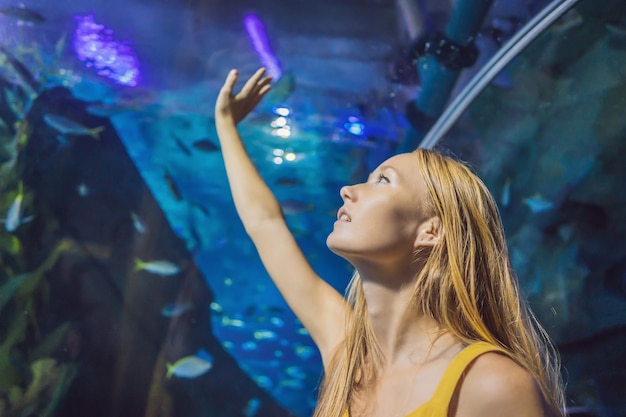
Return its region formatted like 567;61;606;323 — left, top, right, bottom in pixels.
326;153;433;263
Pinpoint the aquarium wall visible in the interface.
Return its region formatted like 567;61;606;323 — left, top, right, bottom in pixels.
0;0;624;417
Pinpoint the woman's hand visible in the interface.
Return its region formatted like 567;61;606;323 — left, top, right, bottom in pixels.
215;67;272;125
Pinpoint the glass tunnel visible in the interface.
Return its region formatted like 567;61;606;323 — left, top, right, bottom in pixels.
0;0;624;416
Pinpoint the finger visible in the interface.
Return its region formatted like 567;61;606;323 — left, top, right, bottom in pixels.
240;67;267;96
257;83;272;97
250;84;272;109
251;76;273;95
221;69;239;95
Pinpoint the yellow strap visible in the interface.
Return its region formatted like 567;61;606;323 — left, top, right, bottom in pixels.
342;342;508;417
425;341;508;414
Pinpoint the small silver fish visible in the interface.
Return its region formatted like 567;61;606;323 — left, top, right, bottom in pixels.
241;341;258;351
253;330;277;340
269;317;284;327
161;301;193;318
278;378;305;389
134;259;180;276
523;194;554;213
210;301;223;314
130;212;146;234
285;366;307;379
43;114;105;139
3;182;32;232
294;344;315;359
166;354;212;379
221;316;245;327
4;182;24;232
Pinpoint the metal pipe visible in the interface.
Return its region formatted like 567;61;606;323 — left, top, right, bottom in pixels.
418;0;580;149
399;0;494;152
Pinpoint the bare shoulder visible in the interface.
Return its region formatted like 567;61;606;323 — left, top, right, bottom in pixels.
452;351;548;417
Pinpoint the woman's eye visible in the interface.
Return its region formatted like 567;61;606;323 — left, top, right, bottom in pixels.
377;173;389;183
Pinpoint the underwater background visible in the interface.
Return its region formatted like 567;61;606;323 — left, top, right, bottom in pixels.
0;0;625;416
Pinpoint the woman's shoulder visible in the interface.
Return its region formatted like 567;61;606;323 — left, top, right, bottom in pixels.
453;351;547;417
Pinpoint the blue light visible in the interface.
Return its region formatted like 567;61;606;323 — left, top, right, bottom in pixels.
344;121;365;136
73;15;140;86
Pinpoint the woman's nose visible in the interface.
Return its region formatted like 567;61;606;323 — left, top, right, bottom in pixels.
340;185;354;201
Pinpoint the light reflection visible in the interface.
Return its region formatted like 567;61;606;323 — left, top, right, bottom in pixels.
271;116;288;128
273;106;291;117
272;127;291;138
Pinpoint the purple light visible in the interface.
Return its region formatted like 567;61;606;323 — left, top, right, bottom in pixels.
73;15;140;86
244;14;282;80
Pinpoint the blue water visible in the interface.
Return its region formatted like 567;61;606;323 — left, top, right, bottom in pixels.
3;0;626;416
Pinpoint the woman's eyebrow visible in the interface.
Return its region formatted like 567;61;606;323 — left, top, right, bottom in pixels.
367;166;399;181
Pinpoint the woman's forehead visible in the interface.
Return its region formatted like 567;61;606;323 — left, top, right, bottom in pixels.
376;153;418;175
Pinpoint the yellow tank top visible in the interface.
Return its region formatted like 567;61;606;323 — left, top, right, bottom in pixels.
341;342;508;417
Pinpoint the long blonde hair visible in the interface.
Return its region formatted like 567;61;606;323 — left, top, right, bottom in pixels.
313;148;565;417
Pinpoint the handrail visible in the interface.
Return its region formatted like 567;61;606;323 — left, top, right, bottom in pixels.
418;0;581;149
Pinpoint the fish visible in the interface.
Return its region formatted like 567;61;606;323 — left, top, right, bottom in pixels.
173;134;192;156
57;238;112;261
278;378;305;389
0;46;40;92
43;114;105;139
294;344;315;359
76;182;90;197
192;139;220;152
166;353;213;379
501;177;511;208
161;301;194;318
130;212;146;234
280;200;313;216
275;177;302;186
269;317;284;327
285;366;307;379
210;302;223;314
134;258;181;276
164;169;183;201
254;375;273;389
606;20;626;50
253;330;277;340
86;102;139;117
523;194;554;213
221;316;245;327
3;182;32;232
242;341;258;351
0;5;45;24
243;398;261;417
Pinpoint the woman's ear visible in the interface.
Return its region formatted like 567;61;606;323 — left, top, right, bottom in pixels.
414;216;443;248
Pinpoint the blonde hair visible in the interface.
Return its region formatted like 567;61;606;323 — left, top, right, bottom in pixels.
313;148;565;417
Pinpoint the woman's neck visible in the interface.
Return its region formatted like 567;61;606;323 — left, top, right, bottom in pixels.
357;266;458;369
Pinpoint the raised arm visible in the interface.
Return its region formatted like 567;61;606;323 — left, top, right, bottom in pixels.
214;68;349;364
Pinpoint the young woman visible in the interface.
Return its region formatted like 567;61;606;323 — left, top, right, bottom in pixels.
214;68;565;417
